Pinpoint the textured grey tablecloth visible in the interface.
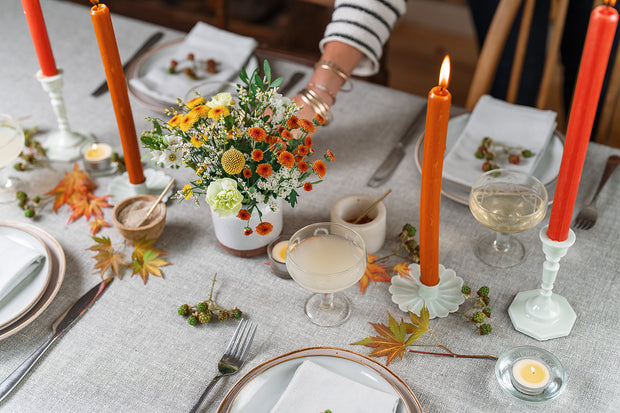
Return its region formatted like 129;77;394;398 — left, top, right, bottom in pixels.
1;1;619;412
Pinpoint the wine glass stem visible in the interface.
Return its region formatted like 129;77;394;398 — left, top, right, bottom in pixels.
494;232;511;252
320;293;334;310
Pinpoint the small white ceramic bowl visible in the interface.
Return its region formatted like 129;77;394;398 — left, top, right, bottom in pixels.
330;193;387;253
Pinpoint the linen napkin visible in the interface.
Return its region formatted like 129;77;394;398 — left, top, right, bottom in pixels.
442;95;557;187
128;21;257;105
269;360;400;413
0;236;45;303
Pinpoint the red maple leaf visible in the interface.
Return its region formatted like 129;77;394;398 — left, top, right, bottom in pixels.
358;254;391;294
46;163;96;211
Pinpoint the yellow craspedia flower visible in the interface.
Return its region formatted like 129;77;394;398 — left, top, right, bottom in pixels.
183;184;193;200
186;96;205;109
208;106;230;121
168;114;183;128
190;136;203;147
221;147;245;175
180;111;200;131
190;104;210;119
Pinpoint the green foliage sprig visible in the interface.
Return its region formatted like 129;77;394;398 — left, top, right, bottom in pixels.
178;273;243;325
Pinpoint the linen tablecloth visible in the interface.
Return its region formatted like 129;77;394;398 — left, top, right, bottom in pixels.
1;1;619;412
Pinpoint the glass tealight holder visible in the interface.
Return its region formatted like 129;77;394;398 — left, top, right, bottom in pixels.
495;345;566;403
82;142;117;176
267;234;291;279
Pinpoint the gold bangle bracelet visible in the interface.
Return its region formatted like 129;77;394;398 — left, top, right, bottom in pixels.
308;82;336;104
299;88;332;125
315;59;353;92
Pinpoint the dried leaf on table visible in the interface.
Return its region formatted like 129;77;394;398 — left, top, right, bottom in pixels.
358;254;391;294
46;163;96;210
89;217;111;235
87;236;129;279
131;238;171;284
391;262;411;278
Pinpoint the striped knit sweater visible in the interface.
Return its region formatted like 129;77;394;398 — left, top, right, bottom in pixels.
320;0;407;76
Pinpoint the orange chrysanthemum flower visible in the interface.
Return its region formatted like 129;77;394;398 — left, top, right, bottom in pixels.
190;136;203;148
278;151;295;168
326;150;335;161
167;114;183;128
303;182;313;191
248;126;267;142
314;113;326;125
237;209;251;220
294;155;303;163
312;160;326;178
186;96;206;109
190;104;210;118
256;163;273;178
180;112;199;131
244;228;253;236
297;145;309;156
299;118;315;134
304;136;313;148
208;106;230;120
243;168;252;178
287;115;299;130
278;126;287;135
280;129;293;141
297;160;309;172
256;222;274;236
251;148;264;161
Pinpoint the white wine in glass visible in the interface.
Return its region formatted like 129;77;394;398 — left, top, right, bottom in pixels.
0;115;26;203
469;169;548;268
286;222;366;327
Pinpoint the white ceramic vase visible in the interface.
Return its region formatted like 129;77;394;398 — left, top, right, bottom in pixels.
210;199;283;257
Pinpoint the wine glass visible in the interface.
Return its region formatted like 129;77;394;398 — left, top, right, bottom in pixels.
286;222;367;327
0;115;26;203
469;169;548;268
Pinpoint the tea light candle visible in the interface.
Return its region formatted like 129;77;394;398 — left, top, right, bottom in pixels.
510;357;551;395
271;240;288;263
267;236;291;279
83;142;112;171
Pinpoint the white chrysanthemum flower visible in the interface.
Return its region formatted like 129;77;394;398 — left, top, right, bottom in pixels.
162;148;183;167
165;133;182;147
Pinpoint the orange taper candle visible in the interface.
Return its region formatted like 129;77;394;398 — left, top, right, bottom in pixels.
419;56;451;287
90;2;145;184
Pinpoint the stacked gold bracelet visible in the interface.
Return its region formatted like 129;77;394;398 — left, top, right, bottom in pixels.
315;59;353;92
299;87;333;125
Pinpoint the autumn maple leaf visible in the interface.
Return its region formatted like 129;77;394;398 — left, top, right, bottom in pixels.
46;163;96;211
86;236;128;279
351;308;430;365
131;237;171;284
358;254;391;294
89;218;111;235
391;262;411;278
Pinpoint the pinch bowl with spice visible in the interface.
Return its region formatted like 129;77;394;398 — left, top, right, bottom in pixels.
112;194;167;241
330;193;387;253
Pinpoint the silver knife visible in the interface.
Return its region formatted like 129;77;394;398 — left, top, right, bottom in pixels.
91;31;164;97
367;105;427;187
0;277;113;402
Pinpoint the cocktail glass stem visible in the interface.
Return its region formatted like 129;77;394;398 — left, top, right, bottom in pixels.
305;292;351;327
474;231;525;268
493;232;511;252
319;293;334;310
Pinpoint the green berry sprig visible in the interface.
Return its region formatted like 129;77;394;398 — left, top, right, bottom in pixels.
15;191;49;218
177;273;243;326
13;126;50;171
474;137;533;172
167;53;219;79
460;285;492;335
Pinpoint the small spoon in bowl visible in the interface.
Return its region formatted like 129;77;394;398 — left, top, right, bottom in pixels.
137;178;175;227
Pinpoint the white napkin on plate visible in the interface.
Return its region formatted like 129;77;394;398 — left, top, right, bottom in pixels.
442;95;557;187
0;236;45;303
128;22;257;105
269;360;399;413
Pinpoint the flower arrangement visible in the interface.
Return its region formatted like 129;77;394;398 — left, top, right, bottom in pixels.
140;61;334;235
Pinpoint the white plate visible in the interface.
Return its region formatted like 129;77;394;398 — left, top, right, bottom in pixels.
126;38;258;113
0;222;65;340
414;113;564;205
218;347;422;413
0;224;52;329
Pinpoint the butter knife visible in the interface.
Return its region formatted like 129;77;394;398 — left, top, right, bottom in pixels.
91;31;164;97
0;277;113;402
367;105;427;187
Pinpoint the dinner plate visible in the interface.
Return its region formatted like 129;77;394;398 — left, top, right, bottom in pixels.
0;222;65;340
0;224;52;329
126;38;258;113
414;113;564;205
218;347;423;413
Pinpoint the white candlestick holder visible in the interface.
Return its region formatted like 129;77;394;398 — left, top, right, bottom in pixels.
37;69;93;161
108;168;173;205
389;263;464;319
508;225;577;340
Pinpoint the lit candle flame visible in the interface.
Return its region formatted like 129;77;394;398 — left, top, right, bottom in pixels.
605;0;616;7
90;0;100;5
439;55;451;90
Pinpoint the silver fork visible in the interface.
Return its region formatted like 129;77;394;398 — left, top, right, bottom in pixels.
189;319;257;413
573;154;620;230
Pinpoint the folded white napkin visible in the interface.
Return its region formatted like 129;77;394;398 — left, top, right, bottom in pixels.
442;95;557;187
0;236;45;303
129;22;257;105
269;360;400;413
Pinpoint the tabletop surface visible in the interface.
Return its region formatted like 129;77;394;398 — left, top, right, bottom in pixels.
1;1;619;412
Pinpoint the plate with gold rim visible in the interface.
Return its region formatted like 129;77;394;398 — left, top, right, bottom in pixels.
218;346;422;413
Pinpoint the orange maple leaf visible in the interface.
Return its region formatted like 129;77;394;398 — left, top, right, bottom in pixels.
46;163;96;211
392;262;411;278
358;254;391;294
89;218;111;235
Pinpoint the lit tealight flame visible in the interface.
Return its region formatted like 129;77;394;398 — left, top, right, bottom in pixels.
605;0;616;8
439;55;451;90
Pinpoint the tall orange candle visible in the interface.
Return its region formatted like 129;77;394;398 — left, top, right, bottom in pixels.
547;0;618;241
90;1;145;185
21;0;58;76
420;56;451;287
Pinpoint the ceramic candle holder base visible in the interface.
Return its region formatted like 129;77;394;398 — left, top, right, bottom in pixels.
389;263;464;319
508;225;577;341
108;168;173;205
37;70;93;161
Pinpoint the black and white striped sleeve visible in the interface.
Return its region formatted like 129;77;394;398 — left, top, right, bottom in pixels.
320;0;407;76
